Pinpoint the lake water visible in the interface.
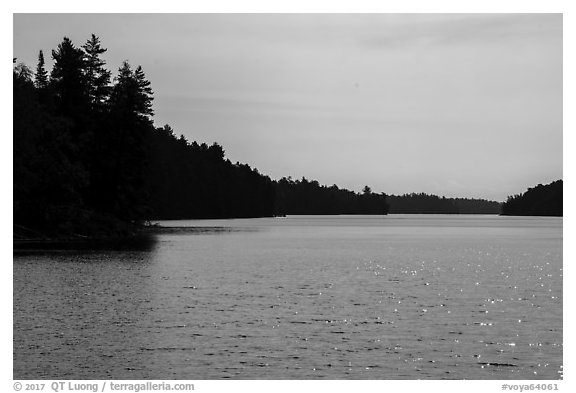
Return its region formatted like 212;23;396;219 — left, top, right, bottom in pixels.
13;215;562;380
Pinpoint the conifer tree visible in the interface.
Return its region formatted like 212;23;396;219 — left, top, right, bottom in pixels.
134;65;154;120
50;37;89;117
34;50;49;90
82;34;111;111
103;61;155;221
110;62;154;122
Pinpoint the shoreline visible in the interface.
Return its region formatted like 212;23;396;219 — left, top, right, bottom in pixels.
13;226;156;252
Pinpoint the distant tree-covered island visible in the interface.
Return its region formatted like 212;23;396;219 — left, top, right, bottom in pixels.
13;34;561;244
501;180;563;217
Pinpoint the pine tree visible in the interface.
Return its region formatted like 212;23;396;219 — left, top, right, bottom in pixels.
34;50;49;89
109;62;154;123
50;37;89;117
82;34;111;111
103;61;155;221
134;65;154;120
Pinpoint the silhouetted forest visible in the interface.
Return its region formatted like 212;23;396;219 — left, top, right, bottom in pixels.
14;35;278;238
274;179;388;215
13;36;154;238
15;34;517;240
147;125;275;219
14;34;389;239
387;193;502;214
501;180;562;216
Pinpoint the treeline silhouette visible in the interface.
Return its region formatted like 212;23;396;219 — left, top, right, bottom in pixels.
15;34;513;239
14;34;390;239
387;193;502;214
274;179;388;215
501;180;562;216
14;35;156;238
14;35;279;238
147;125;275;219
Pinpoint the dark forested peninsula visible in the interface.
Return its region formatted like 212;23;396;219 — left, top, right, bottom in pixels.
14;35;390;240
501;180;563;217
17;35;552;241
14;35;279;238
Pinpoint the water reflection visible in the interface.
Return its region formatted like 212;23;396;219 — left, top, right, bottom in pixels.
14;216;562;379
13;232;158;254
153;226;257;235
14;249;158;378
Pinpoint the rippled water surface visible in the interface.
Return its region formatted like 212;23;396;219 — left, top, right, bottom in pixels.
13;215;562;379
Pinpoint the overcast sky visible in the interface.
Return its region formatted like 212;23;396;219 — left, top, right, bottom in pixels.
13;13;562;201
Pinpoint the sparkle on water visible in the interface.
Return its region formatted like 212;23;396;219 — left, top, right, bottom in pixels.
13;215;562;379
